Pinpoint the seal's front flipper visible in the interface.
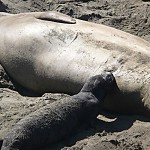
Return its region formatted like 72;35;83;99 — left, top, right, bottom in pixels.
35;11;76;24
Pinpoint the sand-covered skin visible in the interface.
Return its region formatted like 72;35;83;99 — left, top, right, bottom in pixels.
0;0;150;149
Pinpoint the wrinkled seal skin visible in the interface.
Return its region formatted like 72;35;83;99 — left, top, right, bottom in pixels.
0;11;150;116
1;72;116;150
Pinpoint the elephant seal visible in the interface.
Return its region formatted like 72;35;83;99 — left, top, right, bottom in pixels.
1;72;116;150
0;11;150;116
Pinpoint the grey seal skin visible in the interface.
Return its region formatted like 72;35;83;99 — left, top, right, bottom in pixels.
1;72;116;150
0;11;150;116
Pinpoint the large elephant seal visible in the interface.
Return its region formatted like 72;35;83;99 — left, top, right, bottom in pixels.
1;72;116;150
0;11;150;116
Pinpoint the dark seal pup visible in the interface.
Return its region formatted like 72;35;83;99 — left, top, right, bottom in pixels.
1;72;116;150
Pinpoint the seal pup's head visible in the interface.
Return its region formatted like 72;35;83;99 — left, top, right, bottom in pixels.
81;72;117;100
72;72;117;123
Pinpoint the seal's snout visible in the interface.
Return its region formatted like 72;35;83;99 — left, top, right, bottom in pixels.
101;72;116;91
81;72;117;98
103;72;115;84
89;72;117;100
102;72;114;81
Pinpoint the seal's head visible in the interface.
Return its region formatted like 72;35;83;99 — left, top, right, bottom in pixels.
81;72;117;100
